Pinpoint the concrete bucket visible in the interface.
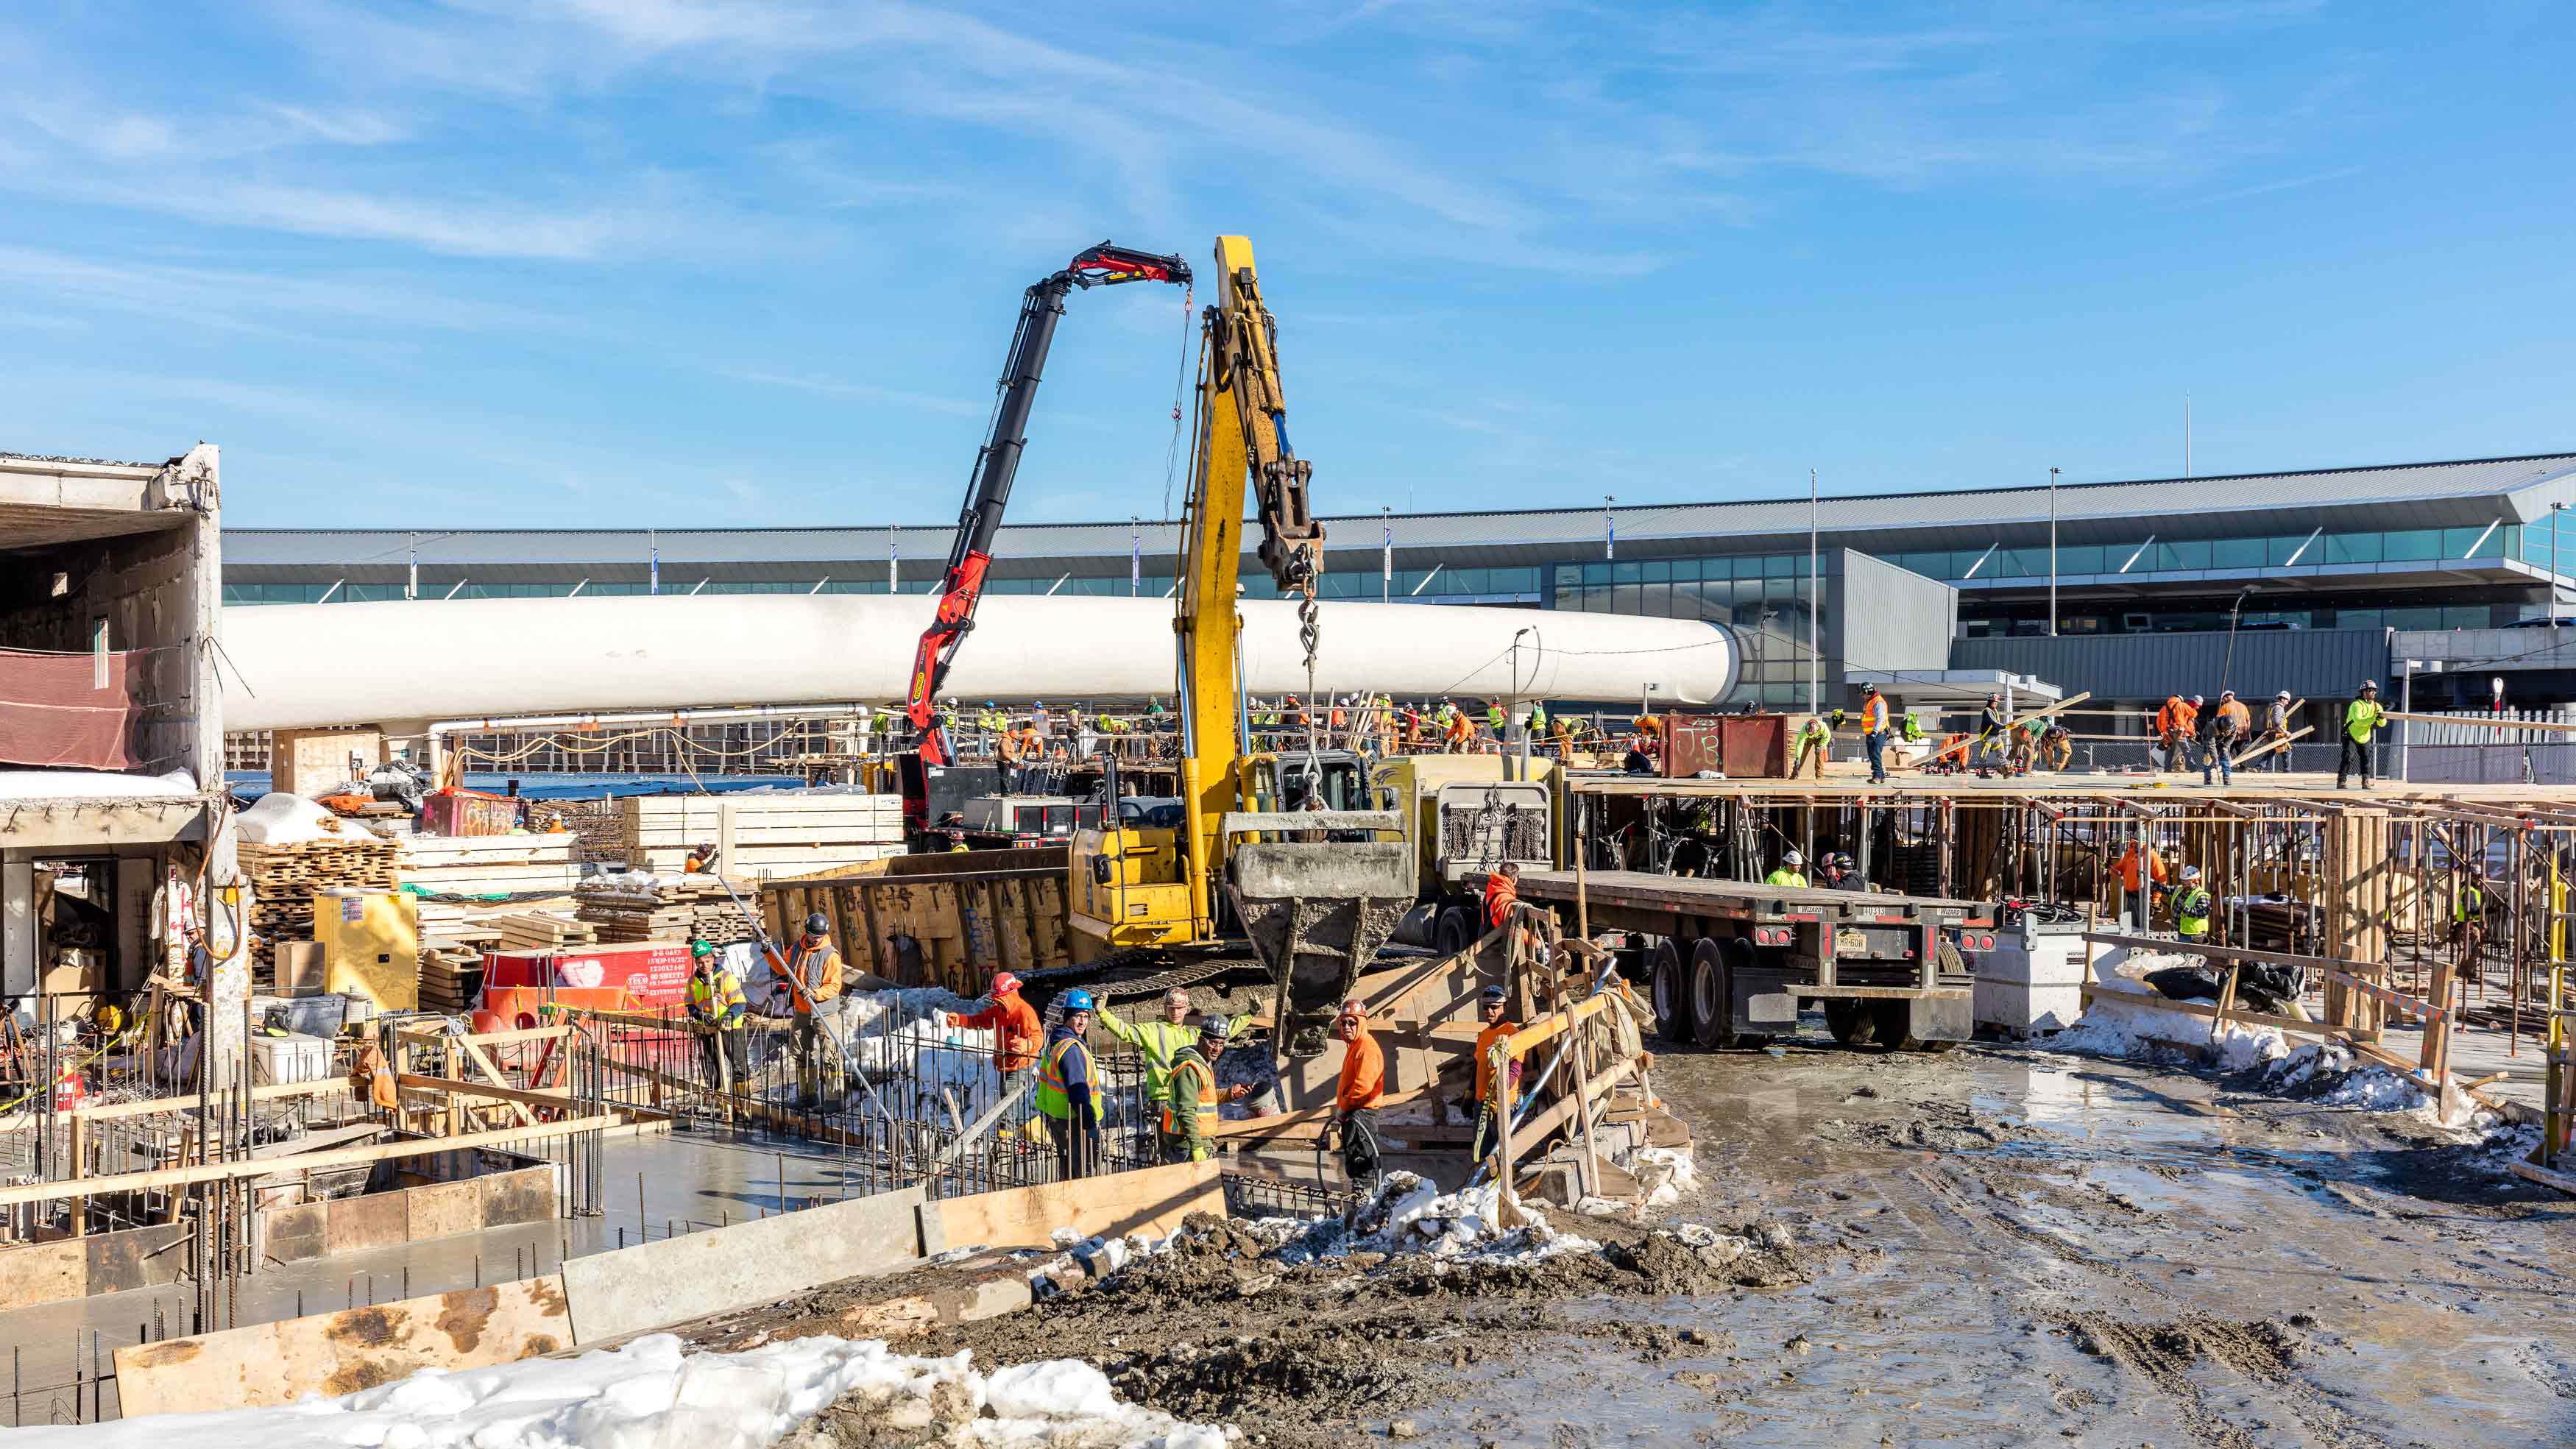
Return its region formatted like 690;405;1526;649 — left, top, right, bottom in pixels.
1220;811;1418;1060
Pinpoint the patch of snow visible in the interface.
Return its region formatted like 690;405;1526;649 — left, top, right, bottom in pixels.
2262;1041;2354;1091
2319;1065;2437;1116
234;788;342;843
32;1333;1229;1449
2039;979;2287;1071
0;767;196;801
1266;1172;1600;1268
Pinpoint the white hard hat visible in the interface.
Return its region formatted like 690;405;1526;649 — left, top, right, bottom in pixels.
2180;865;2203;883
2276;690;2291;700
1783;849;1804;866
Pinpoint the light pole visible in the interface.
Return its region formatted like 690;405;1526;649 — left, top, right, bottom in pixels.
2048;467;2059;637
2554;501;2566;626
2220;585;2255;698
1808;469;1822;719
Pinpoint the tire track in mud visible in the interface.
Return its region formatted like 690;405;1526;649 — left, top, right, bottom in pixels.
1908;1158;2402;1449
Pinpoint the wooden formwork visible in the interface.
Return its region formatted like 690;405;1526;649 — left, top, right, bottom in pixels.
757;848;1072;995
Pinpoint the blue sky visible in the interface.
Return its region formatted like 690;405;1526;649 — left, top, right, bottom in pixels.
2;1;2569;528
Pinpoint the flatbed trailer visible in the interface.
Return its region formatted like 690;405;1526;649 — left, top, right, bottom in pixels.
1515;869;1998;1050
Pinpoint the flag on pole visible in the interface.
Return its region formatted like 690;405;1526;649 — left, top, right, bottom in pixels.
649;538;659;596
1131;528;1142;594
889;539;899;592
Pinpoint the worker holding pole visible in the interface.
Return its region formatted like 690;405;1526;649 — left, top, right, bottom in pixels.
1101;986;1246;1116
2260;691;2296;773
685;940;749;1092
782;913;846;1109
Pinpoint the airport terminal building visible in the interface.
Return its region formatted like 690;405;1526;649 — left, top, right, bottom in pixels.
227;451;2576;716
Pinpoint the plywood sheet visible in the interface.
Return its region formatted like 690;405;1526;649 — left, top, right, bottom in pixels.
265;1201;328;1264
559;1185;926;1342
936;1158;1222;1253
114;1275;573;1416
85;1222;185;1296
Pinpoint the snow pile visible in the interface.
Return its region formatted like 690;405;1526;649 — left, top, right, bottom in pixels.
1263;1171;1599;1268
0;766;196;801
2039;979;2289;1071
39;1333;1231;1449
235;789;344;844
2321;1066;2441;1116
2262;1041;2354;1091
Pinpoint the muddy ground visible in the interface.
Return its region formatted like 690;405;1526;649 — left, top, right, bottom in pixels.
721;1027;2575;1448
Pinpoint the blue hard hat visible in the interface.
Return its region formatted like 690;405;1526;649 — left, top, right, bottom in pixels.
1480;985;1509;1005
1063;988;1096;1013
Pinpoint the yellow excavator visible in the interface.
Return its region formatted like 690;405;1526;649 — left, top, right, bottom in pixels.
1066;235;1415;1057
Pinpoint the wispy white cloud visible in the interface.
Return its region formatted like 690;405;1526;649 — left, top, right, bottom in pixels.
0;245;556;334
722;369;985;417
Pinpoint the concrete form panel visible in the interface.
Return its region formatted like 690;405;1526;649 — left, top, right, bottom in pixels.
264;1201;328;1264
406;1179;481;1241
85;1222;185;1296
479;1166;556;1227
325;1191;407;1256
113;1274;573;1417
0;1238;85;1311
558;1184;927;1343
935;1157;1222;1253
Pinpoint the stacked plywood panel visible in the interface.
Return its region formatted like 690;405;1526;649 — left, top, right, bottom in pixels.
238;840;402;979
417;943;484;1013
490;912;597;952
619;793;904;879
396;832;585;898
573;875;757;944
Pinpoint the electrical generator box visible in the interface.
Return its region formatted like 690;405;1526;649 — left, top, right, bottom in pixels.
313;888;420;1011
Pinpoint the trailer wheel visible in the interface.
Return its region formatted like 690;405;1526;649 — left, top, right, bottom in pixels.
1434;905;1474;957
1825;999;1878;1047
1650;939;1688;1044
1692;937;1757;1049
1870;1000;1935;1052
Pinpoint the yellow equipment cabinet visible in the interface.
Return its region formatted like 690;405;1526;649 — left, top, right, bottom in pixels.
313;888;420;1010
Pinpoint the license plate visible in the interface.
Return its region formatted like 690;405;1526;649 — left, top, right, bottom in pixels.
1835;929;1867;955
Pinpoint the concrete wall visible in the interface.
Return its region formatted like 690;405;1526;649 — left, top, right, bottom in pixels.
559;1184;930;1343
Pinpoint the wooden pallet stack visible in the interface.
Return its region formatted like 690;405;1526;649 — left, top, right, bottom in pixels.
489;912;598;952
417;943;486;1013
574;876;757;944
619;793;905;879
238;839;403;980
395;832;584;898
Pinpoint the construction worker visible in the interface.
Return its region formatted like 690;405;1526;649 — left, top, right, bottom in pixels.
1860;684;1892;784
1815;851;1860;890
782;913;846;1108
947;970;1042;1074
1975;694;2010;773
1038;989;1102;1180
1033;700;1050;740
682;840;720;875
1445;704;1475;754
2173;865;2212;943
1790;713;1831;779
2205;690;2251;785
2454;871;2488;962
2041;721;2074;772
2260;691;2296;773
2115;840;2170;927
1101;985;1245;1112
1158;1015;1232;1164
2338;681;2388;790
2153;693;2188;773
686;939;749;1089
1398;701;1424;751
1483;861;1521;932
1766;849;1808;888
1333;1000;1385;1186
1466;984;1521;1171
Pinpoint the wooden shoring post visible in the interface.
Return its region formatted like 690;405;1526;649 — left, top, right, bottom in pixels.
2207;963;2241;1059
1490;1039;1516;1205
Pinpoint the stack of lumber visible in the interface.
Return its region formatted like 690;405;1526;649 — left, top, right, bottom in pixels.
574;874;758;944
417;943;486;1013
395;832;584;898
488;912;597;952
620;793;904;879
238;839;403;978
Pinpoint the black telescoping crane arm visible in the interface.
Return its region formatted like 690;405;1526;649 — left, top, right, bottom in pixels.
905;243;1191;765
